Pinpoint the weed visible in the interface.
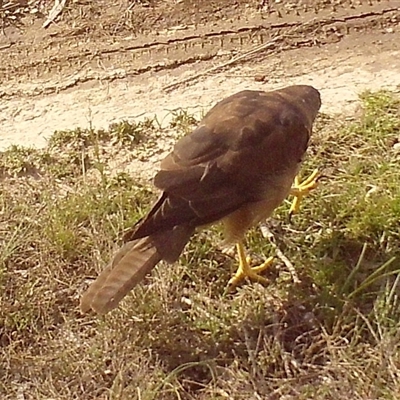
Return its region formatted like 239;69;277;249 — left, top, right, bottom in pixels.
169;108;199;138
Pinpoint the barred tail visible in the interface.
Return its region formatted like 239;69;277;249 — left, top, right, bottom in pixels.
80;226;193;314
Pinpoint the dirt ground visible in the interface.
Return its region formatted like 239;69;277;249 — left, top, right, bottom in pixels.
0;0;399;153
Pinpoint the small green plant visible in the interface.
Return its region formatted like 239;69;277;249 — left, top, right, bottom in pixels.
48;127;111;149
0;145;41;176
109;118;155;146
169;108;199;137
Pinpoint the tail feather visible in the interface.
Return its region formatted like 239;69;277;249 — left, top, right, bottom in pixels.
80;226;194;315
80;241;139;313
80;237;161;314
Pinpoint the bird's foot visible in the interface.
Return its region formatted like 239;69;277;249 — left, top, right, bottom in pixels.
289;168;319;218
227;242;273;289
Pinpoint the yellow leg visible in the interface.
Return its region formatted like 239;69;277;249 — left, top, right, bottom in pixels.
289;168;319;218
227;242;274;288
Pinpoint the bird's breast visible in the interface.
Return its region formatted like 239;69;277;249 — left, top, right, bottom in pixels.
221;169;296;244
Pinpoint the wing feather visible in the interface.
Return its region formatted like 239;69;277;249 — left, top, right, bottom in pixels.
130;86;321;240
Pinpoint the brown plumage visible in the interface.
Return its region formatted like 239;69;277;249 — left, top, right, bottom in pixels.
80;85;321;315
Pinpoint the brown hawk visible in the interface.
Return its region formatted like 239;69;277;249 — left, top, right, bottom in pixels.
80;85;321;314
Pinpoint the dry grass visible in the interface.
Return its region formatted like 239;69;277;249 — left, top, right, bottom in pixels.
1;91;400;399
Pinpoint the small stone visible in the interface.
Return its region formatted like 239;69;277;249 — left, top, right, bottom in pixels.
254;74;268;82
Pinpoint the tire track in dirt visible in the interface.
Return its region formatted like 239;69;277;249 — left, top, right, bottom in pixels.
0;1;398;98
1;30;399;153
0;0;399;155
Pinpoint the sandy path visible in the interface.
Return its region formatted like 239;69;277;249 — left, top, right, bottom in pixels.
1;32;399;151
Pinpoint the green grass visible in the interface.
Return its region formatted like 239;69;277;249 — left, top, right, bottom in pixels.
1;91;400;399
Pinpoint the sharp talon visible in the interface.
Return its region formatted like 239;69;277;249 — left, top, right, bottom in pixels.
289;169;319;217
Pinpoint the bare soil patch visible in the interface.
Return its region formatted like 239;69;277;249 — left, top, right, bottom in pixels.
0;0;399;153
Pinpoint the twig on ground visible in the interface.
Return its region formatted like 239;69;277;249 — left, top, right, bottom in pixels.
43;0;67;29
260;222;301;284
